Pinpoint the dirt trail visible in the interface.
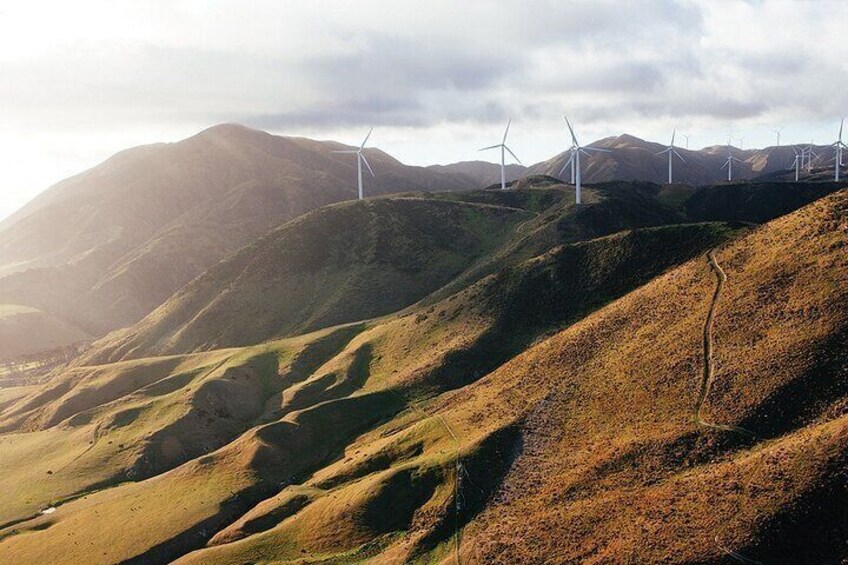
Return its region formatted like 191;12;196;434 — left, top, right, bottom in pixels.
697;250;763;565
695;250;756;437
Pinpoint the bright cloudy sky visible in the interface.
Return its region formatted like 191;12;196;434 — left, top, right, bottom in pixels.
1;0;847;220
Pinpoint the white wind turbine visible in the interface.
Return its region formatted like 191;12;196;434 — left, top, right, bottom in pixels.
721;142;743;181
480;119;522;190
831;118;846;181
333;128;375;200
789;146;802;181
682;133;692;149
656;129;686;184
805;141;819;172
773;127;783;147
561;115;610;205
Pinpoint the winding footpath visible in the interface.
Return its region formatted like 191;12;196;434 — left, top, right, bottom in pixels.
696;250;763;565
695;250;756;437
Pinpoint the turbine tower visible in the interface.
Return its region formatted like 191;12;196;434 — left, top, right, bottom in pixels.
656;129;686;184
479;119;522;190
562;115;610;205
333;128;375;200
721;144;742;181
789;146;802;181
831;118;846;181
773;127;783;147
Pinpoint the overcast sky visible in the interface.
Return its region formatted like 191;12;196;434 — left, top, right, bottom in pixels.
1;0;847;220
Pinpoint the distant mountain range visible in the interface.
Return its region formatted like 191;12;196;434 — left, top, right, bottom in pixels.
0;124;841;361
530;133;839;185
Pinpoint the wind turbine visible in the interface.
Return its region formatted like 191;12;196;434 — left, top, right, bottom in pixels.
682;133;692;149
479;119;522;190
831;118;846;181
562;115;610;205
721;144;742;181
656;130;686;183
805;140;818;172
773;127;783;146
789;146;802;181
333;128;375;200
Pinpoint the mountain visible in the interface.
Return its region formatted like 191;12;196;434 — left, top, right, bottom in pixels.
0;184;844;564
427;160;527;187
530;133;840;186
0;124;478;348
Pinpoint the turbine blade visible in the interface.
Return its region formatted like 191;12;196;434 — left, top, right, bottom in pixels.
671;129;676;146
840;118;844;142
504;145;522;165
503;118;512;144
360;153;376;177
673;149;686;163
479;144;501;151
655;149;670;156
585;146;612;153
360;127;373;149
332;150;359;154
563;115;579;146
721;160;729;170
558;152;576;176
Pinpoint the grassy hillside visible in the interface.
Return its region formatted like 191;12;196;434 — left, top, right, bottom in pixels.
0;213;740;563
83;197;532;362
0;185;843;564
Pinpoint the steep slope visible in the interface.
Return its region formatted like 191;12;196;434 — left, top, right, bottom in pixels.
456;189;848;564
84;197;532;362
0;124;476;340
